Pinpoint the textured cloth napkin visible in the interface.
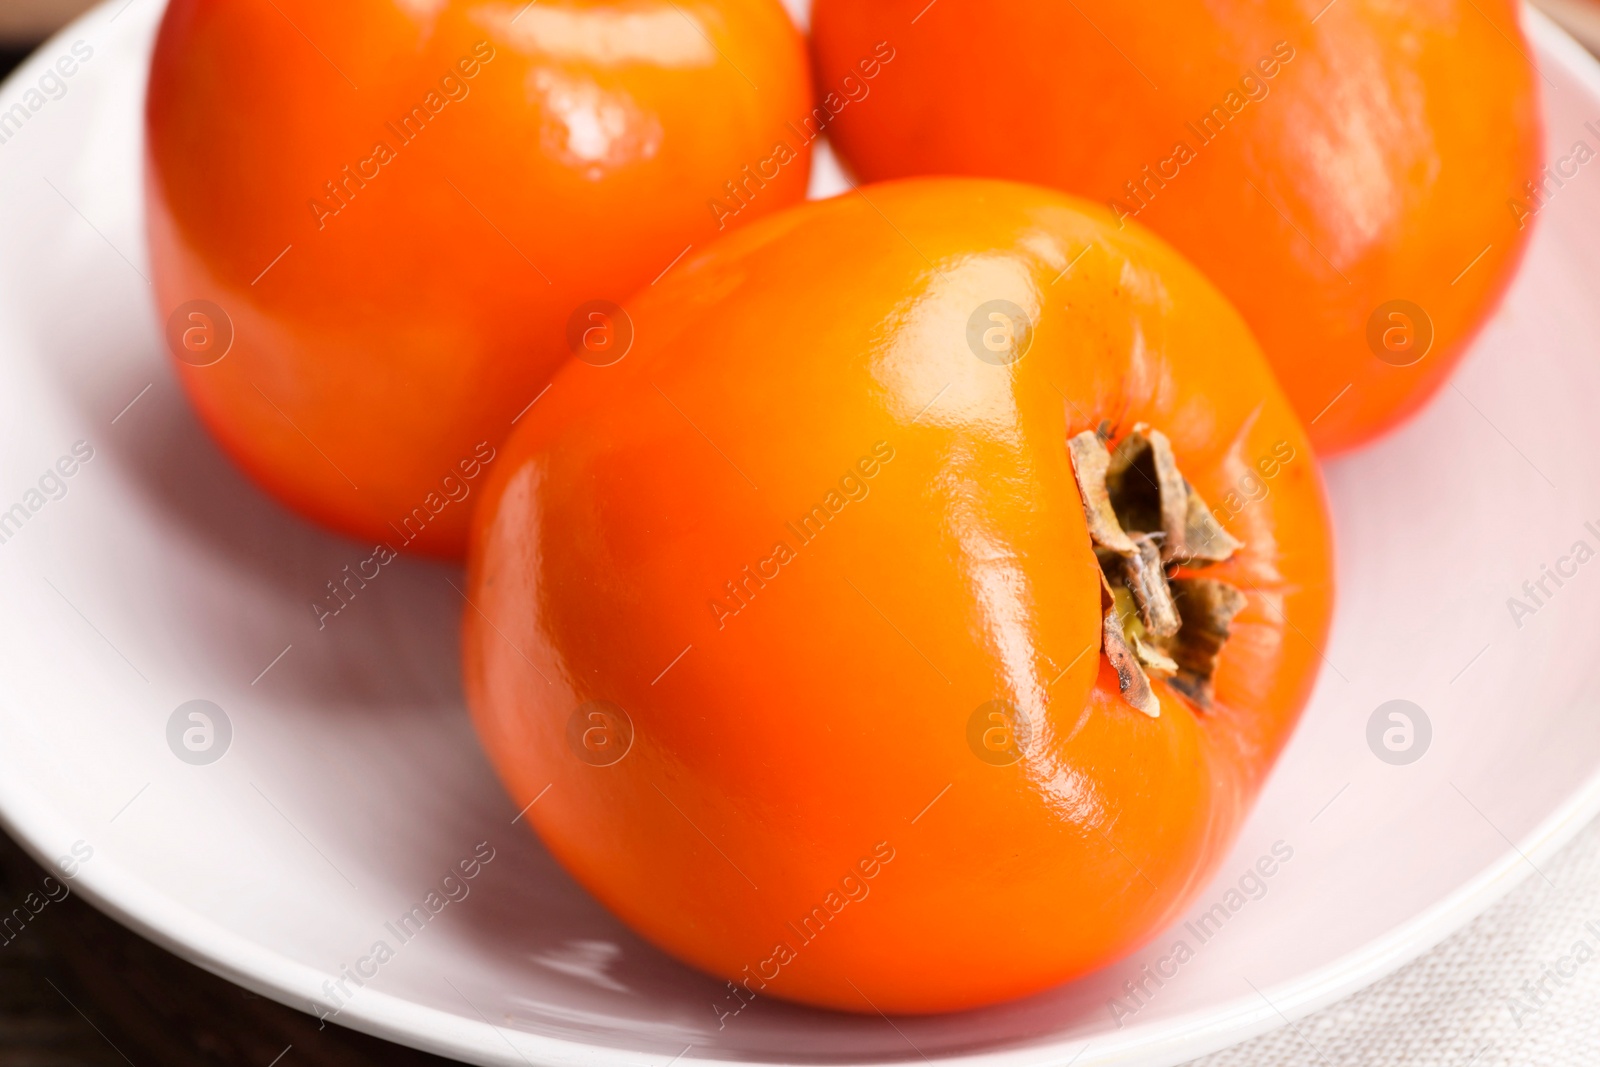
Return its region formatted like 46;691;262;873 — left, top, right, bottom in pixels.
1190;815;1600;1065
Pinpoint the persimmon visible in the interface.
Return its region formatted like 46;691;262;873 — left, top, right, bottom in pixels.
463;178;1334;1013
810;0;1542;454
146;0;811;555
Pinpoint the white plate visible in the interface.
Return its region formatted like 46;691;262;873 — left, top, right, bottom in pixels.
2;3;1598;1065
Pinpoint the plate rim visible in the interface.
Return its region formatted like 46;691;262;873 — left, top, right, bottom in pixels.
0;3;1594;1065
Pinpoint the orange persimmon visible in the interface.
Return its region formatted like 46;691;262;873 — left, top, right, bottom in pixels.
146;0;811;555
810;0;1542;454
463;178;1334;1013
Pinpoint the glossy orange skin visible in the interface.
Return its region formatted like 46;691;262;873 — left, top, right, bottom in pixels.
464;179;1334;1013
811;0;1542;454
146;0;810;555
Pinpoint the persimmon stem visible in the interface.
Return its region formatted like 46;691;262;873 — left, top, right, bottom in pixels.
1068;425;1246;716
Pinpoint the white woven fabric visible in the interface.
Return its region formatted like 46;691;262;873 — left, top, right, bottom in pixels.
1190;816;1600;1065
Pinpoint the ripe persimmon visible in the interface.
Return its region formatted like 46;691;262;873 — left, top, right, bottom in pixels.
463;179;1334;1013
147;0;812;555
810;0;1542;454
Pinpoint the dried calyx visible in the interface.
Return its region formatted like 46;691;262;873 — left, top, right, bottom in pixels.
1068;424;1246;717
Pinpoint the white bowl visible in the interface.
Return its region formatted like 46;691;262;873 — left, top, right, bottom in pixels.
1;3;1598;1065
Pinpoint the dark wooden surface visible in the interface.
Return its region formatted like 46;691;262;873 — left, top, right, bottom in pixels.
1;45;30;76
0;829;462;1066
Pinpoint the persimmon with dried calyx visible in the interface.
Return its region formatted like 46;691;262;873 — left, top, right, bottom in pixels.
146;0;812;555
463;178;1334;1013
810;0;1542;454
